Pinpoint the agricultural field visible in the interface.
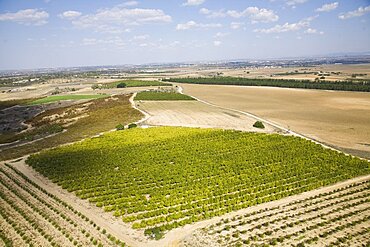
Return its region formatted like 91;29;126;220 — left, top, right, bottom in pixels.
136;101;276;133
29;94;109;105
96;80;172;89
26;127;369;240
165;77;370;92
179;83;370;160
183;176;370;247
0;162;125;247
0;94;143;161
135;91;195;101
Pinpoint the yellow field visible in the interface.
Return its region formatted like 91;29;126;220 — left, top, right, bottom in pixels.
179;83;370;159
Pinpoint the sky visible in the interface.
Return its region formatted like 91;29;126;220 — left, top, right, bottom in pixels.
0;0;370;70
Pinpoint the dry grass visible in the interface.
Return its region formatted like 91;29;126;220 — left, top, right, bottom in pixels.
0;94;143;161
179;83;370;159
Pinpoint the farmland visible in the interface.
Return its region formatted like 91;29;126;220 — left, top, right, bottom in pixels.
96;80;172;89
179;83;370;159
135;91;195;101
136;101;277;133
183;176;370;247
26;127;369;239
0;162;126;247
165;77;370;92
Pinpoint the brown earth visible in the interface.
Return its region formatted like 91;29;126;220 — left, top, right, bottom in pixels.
136;101;277;133
178;83;370;159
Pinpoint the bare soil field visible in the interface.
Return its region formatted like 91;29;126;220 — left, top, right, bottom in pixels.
222;63;370;81
181;175;370;247
136;101;277;133
179;83;370;159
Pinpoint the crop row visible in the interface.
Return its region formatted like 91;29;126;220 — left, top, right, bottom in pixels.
26;127;370;236
195;178;370;246
0;164;126;246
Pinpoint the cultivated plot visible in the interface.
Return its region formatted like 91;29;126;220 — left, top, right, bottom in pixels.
0;163;125;247
26;127;369;239
183;177;370;247
179;83;370;159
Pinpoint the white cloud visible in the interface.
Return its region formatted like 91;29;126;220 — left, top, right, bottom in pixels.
316;2;338;12
82;37;125;47
230;22;243;30
199;8;210;15
304;28;317;34
227;7;278;23
214;32;229;38
59;10;82;20
199;8;227;18
176;20;222;30
0;9;49;25
132;34;149;40
338;6;370;20
120;1;139;7
69;5;171;33
286;0;308;7
183;0;205;6
199;6;278;23
254;18;311;33
213;40;222;46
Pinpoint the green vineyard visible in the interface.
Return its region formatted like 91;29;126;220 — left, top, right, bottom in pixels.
26;127;370;237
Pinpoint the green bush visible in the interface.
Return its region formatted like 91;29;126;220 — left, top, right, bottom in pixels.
116;124;125;131
128;123;137;129
144;227;164;240
117;83;127;88
253;121;265;129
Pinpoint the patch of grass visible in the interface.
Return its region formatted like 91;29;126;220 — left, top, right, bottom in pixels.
26;127;369;233
135;91;195;101
0;95;143;161
98;80;172;89
29;94;108;105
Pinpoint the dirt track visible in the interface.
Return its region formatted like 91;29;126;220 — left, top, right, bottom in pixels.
178;83;370;159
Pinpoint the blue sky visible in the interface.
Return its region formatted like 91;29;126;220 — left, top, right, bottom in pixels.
0;0;369;70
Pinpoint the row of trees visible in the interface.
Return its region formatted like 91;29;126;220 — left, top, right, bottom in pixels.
163;77;370;92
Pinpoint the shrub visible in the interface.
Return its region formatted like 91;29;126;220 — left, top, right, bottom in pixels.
253;121;265;129
128;123;137;129
144;227;164;240
116;124;125;131
117;83;127;88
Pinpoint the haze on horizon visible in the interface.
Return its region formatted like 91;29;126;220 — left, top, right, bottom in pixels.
0;0;369;70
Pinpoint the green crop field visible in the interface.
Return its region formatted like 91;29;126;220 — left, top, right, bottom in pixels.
135;91;195;101
29;94;109;105
26;127;369;238
99;80;172;89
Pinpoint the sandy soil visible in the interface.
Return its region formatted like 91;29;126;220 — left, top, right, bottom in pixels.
178;83;370;159
136;101;277;133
